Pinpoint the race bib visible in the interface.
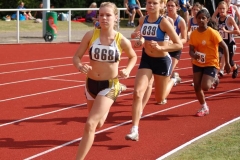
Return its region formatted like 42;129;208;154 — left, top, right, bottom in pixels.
191;26;198;31
219;30;228;39
196;51;206;63
91;45;117;62
141;23;158;37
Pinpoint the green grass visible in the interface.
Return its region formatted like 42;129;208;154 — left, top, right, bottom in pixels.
0;18;134;32
165;120;240;160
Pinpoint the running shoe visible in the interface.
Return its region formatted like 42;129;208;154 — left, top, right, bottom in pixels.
126;23;131;27
211;77;219;90
157;99;167;105
218;70;224;77
125;129;139;141
120;83;127;92
196;107;209;117
232;65;239;79
172;72;181;85
130;22;135;27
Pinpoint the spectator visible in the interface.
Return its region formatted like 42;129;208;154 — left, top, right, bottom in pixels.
85;2;98;23
17;1;35;20
34;2;43;23
124;0;143;27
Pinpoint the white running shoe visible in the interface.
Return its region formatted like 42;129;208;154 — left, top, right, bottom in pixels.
172;72;181;85
218;70;224;77
157;99;167;105
120;83;127;92
125;129;139;141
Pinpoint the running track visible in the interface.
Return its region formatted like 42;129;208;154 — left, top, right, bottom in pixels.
0;41;240;160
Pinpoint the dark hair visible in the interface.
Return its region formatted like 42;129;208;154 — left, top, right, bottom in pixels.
167;0;179;6
207;20;218;30
196;9;218;30
196;9;210;18
192;2;202;9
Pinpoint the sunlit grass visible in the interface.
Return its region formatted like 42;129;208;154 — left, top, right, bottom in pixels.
165;120;240;160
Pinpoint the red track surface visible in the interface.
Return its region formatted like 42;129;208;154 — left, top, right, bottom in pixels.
0;41;240;160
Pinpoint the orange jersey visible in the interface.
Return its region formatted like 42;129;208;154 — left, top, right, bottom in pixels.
189;27;222;69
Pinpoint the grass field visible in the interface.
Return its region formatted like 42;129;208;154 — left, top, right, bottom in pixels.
166;120;240;159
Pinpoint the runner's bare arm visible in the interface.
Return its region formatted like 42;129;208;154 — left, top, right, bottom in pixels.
73;30;93;71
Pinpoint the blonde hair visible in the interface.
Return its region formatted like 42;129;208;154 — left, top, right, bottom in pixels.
99;2;118;30
162;0;167;3
100;2;118;15
218;1;229;8
146;0;167;15
89;2;97;8
160;0;167;15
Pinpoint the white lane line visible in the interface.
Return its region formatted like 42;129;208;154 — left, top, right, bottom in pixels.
156;116;240;160
0;64;140;86
0;72;79;86
23;87;240;160
175;67;192;70
43;77;84;83
0;104;86;127
0;64;73;75
0;85;84;103
2;56;239;86
0;92;133;128
1;48;239;67
0;57;72;66
0;77;193;103
0;56;141;75
0;55;179;76
0;79;193;127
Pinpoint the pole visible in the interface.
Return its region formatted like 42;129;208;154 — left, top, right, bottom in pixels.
211;0;216;12
42;0;50;37
191;0;194;6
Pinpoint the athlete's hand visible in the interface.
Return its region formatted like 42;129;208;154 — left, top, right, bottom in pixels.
131;31;141;39
221;26;227;32
150;40;162;51
194;52;201;61
225;63;231;74
119;68;129;79
134;40;143;48
78;64;92;74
